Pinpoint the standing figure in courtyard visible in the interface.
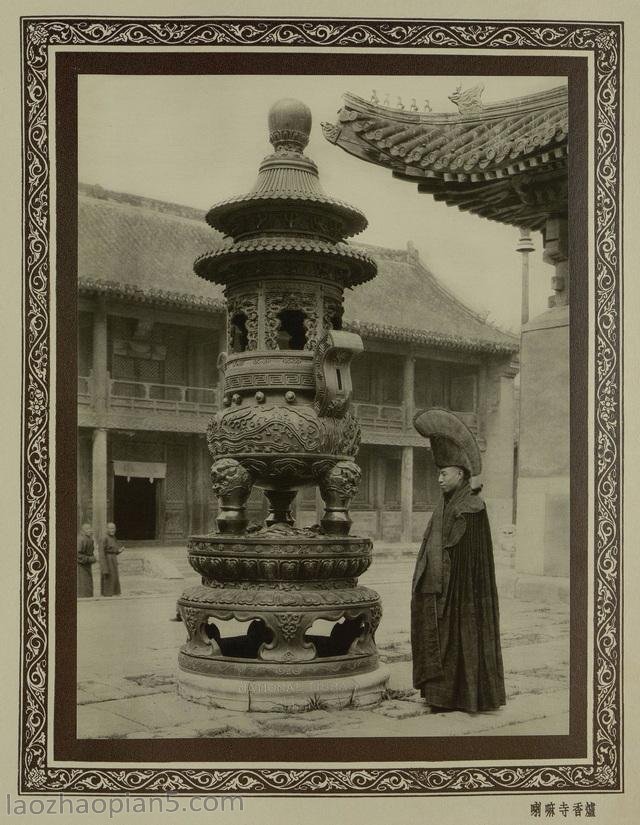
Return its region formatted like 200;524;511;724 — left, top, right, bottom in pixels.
77;522;96;598
411;408;506;713
100;522;124;597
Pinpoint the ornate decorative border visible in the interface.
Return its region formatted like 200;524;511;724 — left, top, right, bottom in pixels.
20;18;622;793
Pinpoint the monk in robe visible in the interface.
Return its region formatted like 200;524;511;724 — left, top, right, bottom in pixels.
77;522;96;598
100;522;124;597
411;408;506;713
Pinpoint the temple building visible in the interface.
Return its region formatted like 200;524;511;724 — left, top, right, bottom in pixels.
323;83;569;578
77;182;518;546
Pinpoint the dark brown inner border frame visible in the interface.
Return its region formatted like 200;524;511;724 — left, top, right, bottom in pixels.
55;50;588;763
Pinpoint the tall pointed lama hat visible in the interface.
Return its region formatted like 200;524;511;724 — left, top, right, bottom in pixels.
413;407;482;490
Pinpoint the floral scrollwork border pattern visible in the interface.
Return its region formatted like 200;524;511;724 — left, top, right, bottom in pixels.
20;17;621;794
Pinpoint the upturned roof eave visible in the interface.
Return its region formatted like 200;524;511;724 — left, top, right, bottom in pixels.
328;119;568;183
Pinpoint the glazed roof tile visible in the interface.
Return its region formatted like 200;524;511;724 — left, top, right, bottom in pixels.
78;184;517;355
323;85;568;231
327;85;567;180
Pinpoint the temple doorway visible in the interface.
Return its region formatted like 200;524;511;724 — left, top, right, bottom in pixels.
113;475;158;540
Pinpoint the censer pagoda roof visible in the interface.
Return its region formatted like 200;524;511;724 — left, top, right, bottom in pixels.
322;84;568;232
203;98;368;239
194;236;376;285
196;98;376;286
203;167;369;239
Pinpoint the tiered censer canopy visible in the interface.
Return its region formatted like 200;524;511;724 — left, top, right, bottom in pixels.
177;99;389;711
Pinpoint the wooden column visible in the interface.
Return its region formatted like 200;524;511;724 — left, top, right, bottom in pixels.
374;453;386;540
92;299;108;419
91;300;109;545
403;354;415;427
400;446;414;544
91;427;108;544
516;228;535;326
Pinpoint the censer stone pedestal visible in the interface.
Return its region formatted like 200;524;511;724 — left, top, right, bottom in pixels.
177;98;390;711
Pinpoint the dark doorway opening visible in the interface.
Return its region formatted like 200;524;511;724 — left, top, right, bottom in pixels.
113;476;158;540
277;309;306;349
229;312;248;352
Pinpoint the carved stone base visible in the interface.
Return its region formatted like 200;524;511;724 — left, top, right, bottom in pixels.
177;666;391;713
178;531;385;712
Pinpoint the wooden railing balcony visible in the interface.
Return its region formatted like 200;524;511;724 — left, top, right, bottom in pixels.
353;402;405;431
108;378;220;416
353;400;478;434
78;375;477;432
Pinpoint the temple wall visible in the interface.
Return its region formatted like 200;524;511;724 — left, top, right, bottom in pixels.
515;306;570;577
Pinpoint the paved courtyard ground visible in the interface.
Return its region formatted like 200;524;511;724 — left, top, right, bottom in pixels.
77;546;569;739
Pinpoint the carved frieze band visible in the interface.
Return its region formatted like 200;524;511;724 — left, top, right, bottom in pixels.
187;552;372;582
225;371;315;390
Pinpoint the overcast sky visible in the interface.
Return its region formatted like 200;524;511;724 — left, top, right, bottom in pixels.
78;73;566;332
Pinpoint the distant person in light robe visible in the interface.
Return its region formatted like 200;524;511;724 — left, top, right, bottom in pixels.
100;522;124;597
77;522;96;598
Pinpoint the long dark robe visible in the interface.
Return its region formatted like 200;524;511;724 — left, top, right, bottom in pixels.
100;535;123;597
411;481;506;712
77;534;96;598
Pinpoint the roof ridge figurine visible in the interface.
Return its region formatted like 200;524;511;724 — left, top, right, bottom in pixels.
448;82;485;114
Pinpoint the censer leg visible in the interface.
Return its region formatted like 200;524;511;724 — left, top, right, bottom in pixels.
319;460;361;536
263;489;297;527
210;458;253;535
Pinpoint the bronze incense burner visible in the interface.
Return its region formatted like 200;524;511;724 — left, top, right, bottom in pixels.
177;99;389;710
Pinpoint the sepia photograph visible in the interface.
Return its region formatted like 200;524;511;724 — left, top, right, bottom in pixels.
74;71;571;742
12;9;626;802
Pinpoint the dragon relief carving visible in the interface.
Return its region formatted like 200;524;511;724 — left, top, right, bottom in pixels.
206;405;361;458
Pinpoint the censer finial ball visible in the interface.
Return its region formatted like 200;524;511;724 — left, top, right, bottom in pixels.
268;98;312;151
